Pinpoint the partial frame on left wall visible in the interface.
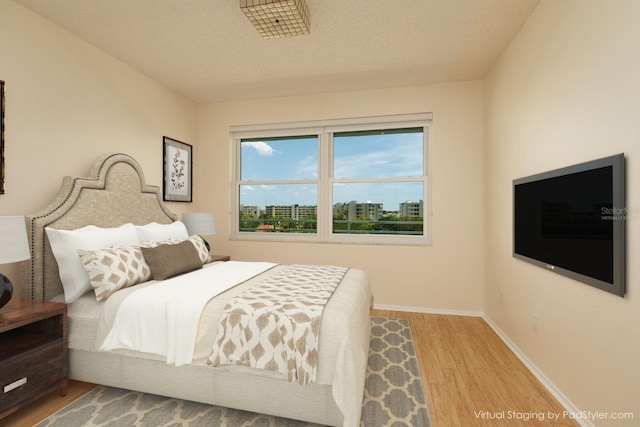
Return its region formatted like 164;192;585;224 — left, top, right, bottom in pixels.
0;80;5;195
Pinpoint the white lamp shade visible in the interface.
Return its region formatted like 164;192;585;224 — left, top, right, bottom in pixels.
0;216;30;264
182;213;216;236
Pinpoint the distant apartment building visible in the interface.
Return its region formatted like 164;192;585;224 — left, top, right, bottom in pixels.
334;201;383;221
297;205;317;218
240;205;260;218
399;200;424;218
264;204;317;219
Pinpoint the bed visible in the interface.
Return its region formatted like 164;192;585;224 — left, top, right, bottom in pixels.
23;153;373;426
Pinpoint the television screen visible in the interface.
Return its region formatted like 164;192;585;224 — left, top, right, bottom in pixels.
513;154;625;297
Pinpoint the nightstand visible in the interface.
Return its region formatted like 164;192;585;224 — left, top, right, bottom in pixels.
211;255;230;262
0;299;67;420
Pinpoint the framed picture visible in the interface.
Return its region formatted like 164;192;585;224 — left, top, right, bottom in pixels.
0;80;5;195
163;136;192;202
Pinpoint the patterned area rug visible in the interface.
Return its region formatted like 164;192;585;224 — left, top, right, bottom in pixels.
36;317;430;427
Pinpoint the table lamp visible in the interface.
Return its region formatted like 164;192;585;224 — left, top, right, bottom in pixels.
182;213;216;251
0;216;31;309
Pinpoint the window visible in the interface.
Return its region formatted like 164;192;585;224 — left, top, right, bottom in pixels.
239;135;318;234
231;113;431;245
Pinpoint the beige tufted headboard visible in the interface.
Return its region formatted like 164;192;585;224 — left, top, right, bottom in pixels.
24;153;178;301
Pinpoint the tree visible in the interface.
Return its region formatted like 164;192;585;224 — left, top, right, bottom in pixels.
239;212;259;231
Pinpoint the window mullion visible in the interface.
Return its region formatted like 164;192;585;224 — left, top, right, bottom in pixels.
317;131;330;240
231;136;241;239
332;176;424;184
238;179;317;185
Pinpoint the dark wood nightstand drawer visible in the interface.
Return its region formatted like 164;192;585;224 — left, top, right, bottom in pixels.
0;338;65;413
0;299;67;420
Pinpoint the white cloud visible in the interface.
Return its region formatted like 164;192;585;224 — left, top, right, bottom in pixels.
244;141;275;156
333;137;423;179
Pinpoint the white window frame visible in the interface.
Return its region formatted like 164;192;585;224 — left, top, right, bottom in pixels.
230;113;432;245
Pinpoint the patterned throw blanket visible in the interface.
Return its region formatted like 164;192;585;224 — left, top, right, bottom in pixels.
207;264;348;385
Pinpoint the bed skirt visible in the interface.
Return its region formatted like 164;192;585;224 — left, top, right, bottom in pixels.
68;348;345;426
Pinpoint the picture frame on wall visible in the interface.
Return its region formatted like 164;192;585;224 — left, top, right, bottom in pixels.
163;136;192;202
0;80;5;195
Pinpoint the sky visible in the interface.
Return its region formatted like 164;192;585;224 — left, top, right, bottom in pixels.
239;131;425;210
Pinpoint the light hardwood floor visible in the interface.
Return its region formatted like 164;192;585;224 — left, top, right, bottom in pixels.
3;310;579;427
372;309;579;427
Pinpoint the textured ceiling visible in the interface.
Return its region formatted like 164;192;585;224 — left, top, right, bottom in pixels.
14;0;540;103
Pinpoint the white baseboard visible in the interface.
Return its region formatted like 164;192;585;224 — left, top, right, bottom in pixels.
373;303;484;318
372;304;593;427
480;315;593;427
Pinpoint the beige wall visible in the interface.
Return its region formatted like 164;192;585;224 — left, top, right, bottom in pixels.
2;1;486;313
484;0;640;423
0;2;197;282
197;82;486;312
3;0;638;422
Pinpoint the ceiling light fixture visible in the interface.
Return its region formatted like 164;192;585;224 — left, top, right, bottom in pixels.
240;0;310;39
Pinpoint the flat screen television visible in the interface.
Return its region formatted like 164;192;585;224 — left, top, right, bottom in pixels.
513;154;625;297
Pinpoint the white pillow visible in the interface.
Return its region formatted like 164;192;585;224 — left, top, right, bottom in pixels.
45;223;141;303
135;221;188;243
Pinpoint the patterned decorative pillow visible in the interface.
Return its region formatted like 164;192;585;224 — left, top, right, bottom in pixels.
187;235;212;264
78;246;151;301
45;223;141;303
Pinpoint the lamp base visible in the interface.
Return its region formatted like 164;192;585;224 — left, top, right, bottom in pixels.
0;273;13;310
200;236;211;252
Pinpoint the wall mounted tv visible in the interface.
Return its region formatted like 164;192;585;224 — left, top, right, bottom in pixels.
513;154;625;297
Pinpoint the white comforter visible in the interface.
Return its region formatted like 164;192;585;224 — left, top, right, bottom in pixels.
91;262;373;427
99;261;276;366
